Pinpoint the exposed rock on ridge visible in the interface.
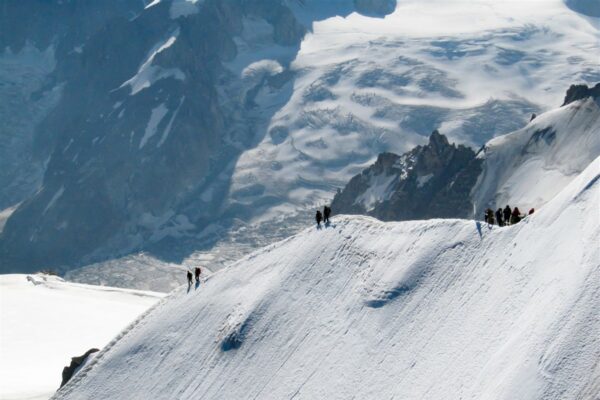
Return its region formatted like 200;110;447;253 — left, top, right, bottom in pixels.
60;348;99;388
331;130;482;221
562;82;600;106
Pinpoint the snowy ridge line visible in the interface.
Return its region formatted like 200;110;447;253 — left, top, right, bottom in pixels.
52;156;600;399
51;287;177;399
53;223;307;398
473;96;600;213
53;266;218;398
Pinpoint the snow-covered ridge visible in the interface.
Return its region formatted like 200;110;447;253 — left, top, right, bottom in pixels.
472;95;600;214
54;157;600;400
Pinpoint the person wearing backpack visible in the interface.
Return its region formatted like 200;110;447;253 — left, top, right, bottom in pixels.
495;208;504;227
511;207;522;224
486;208;495;225
194;267;201;283
503;205;512;225
323;206;331;224
316;210;323;227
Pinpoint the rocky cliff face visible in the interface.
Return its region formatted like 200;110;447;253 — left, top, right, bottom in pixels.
1;1;242;271
564;0;600;17
562;83;600;106
353;0;396;16
0;0;397;273
0;0;300;271
331;130;482;221
0;0;143;210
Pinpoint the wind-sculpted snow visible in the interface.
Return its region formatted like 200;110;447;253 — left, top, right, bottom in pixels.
54;158;600;400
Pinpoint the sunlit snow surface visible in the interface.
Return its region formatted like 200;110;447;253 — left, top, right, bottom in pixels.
0;275;163;400
473;96;600;213
53;157;600;400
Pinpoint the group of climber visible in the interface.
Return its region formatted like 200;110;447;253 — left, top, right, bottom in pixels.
186;266;202;286
316;205;332;227
314;203;532;228
484;205;534;226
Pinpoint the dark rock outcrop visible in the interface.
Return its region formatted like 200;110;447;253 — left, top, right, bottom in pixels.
0;0;144;211
331;130;482;221
562;83;600;106
353;0;397;17
60;348;99;388
564;0;600;17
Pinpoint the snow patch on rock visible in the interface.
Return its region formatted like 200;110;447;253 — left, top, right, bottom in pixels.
120;30;184;96
170;0;204;19
139;104;169;149
43;185;64;215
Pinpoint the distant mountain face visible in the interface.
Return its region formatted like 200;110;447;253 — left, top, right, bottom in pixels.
564;0;600;17
331;130;482;220
0;0;396;272
0;0;144;210
332;85;600;221
1;0;599;274
1;0;303;271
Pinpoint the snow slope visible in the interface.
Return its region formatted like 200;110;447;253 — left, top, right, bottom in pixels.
54;157;600;400
0;275;163;400
473;96;600;214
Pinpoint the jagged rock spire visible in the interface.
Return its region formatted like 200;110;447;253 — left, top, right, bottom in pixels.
562;83;600;106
